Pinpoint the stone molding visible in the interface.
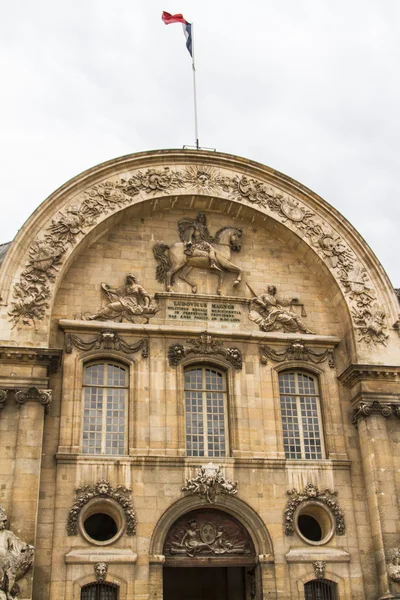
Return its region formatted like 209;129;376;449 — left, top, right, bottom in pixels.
4;151;391;348
0;347;62;373
65;330;148;358
284;483;345;537
0;388;52;412
181;463;238;504
338;364;400;388
67;479;136;537
259;339;335;367
168;331;243;369
64;549;137;564
351;400;400;426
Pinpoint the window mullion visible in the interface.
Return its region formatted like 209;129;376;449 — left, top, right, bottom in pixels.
203;369;208;457
102;387;107;454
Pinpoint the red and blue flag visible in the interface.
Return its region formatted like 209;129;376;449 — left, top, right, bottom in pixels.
162;11;193;57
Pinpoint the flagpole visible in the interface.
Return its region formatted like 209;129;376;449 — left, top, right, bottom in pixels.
190;23;200;150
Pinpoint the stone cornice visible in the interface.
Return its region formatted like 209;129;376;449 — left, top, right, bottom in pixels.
338;364;400;388
0;346;62;373
59;319;340;346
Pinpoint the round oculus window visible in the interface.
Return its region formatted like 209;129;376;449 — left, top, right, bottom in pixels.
78;498;125;546
294;501;335;546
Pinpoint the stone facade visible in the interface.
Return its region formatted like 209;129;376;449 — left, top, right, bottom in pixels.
0;149;399;599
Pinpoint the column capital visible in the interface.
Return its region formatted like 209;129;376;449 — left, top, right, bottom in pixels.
351;400;400;426
14;387;52;413
0;390;9;410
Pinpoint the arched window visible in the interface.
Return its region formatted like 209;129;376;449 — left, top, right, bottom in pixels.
185;366;228;457
304;579;337;600
81;582;119;600
279;371;325;460
82;362;128;455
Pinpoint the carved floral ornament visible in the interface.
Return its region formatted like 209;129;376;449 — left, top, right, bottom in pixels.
7;163;387;344
65;330;149;357
181;463;238;504
284;483;345;537
67;479;136;537
259;339;335;367
168;331;243;369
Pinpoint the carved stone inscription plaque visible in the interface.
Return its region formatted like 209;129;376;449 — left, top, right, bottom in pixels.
167;301;241;323
164;509;255;564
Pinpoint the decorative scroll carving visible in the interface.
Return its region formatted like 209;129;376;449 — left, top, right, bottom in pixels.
351;401;400;426
388;548;400;582
0;505;35;600
9;163;384;343
164;509;254;559
352;305;388;346
0;391;8;411
284;483;345;537
154;215;243;296
182;463;238;504
168;331;242;369
85;273;158;324
313;560;326;579
14;387;52;413
94;562;108;582
67;479;136;537
248;285;314;334
260;339;334;367
65;330;148;358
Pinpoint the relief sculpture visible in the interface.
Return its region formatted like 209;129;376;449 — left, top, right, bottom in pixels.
248;285;314;334
164;510;254;559
0;506;34;600
153;213;243;295
85;273;158;324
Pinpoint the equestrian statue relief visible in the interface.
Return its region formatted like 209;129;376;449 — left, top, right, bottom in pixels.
153;213;243;295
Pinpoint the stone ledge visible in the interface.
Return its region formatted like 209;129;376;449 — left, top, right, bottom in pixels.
285;547;350;563
65;549;137;564
59;319;340;345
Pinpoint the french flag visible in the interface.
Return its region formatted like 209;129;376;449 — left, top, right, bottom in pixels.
162;11;193;57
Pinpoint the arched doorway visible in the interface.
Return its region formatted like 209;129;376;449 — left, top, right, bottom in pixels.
162;508;257;600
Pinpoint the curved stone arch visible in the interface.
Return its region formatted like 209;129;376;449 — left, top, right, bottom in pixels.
0;149;397;355
149;494;274;559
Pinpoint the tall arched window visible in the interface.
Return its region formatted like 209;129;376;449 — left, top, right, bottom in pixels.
279;371;325;460
185;366;228;457
304;579;337;600
82;362;128;455
81;582;119;600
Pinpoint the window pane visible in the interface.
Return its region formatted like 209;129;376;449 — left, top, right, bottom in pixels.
82;362;127;456
280;372;323;460
185;367;227;457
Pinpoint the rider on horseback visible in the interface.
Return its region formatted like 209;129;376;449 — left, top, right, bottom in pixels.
178;212;221;272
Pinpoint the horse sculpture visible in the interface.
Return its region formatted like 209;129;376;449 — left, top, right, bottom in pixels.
153;226;243;295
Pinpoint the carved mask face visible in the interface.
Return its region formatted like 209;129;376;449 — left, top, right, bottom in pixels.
97;482;109;495
95;563;108;579
197;173;209;186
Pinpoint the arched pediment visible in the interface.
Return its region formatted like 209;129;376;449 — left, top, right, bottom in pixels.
0;149;397;360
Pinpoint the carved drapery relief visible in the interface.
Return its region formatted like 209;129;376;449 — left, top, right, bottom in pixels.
182;463;238;504
65;330;148;358
248;285;314;334
14;387;52;413
284;483;345;537
313;560;326;579
168;331;242;369
154;213;243;295
84;273;158;324
164;509;254;559
0;505;35;600
388;548;400;582
67;479;136;536
8;163;385;343
259;339;335;367
351;400;400;426
94;562;108;582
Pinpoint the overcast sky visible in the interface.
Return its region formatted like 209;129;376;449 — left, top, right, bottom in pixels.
1;1;399;286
